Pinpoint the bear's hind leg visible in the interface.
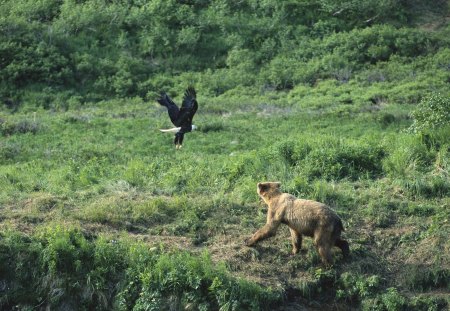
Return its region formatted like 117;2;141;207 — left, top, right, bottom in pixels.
335;238;350;258
317;244;333;266
315;231;333;266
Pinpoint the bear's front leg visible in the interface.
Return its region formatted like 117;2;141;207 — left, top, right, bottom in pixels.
245;221;280;246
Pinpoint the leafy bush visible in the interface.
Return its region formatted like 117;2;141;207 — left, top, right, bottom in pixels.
0;230;42;306
362;287;407;311
409;93;450;133
272;138;385;181
273;139;312;166
0;140;21;161
362;288;448;311
336;272;380;303
302;141;385;181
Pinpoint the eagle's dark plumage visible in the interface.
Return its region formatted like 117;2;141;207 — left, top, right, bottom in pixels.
157;87;198;149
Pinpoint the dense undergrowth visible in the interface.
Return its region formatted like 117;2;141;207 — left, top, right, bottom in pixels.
1;0;450;310
0;226;280;310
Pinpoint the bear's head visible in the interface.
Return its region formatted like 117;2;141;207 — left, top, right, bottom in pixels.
257;182;281;199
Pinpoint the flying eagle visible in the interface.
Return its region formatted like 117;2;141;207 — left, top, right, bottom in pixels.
157;87;198;149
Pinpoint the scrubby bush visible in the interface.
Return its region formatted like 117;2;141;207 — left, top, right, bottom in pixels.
408;93;450;133
0;118;40;136
302;141;385;181
0;140;21;161
336;272;381;303
272;138;385;181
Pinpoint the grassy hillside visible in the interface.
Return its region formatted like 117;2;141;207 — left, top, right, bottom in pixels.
1;0;450;310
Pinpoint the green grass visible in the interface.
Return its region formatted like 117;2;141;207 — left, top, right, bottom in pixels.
1;83;449;310
1;1;449;308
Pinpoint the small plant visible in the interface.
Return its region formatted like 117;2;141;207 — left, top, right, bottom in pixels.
380;287;407;311
336;272;380;303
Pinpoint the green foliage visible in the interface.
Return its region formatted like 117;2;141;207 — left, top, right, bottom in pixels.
39;225;92;276
0;230;42;306
1;0;448;106
0;118;40;136
336;272;381;303
370;287;407;311
0;228;281;310
362;289;449;311
409;93;450;133
362;287;448;311
0;226;126;309
274;138;385;181
302;141;385;181
133;251;279;311
0;0;449;310
382;136;433;177
400;265;450;291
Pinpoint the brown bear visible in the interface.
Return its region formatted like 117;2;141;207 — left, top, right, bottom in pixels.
245;182;349;266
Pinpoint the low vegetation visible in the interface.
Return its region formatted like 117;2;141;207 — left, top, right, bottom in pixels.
1;0;449;310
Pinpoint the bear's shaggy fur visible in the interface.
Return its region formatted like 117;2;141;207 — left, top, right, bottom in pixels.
245;182;349;266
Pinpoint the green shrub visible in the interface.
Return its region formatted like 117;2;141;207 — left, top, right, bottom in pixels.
273;139;312;167
409;295;448;311
380;287;407;311
409;93;450;133
336;272;380;303
288;268;338;300
39;225;93;276
272;138;385;181
1;118;40;136
0;231;43;306
363;290;448;311
302;141;385;181
0;140;21;161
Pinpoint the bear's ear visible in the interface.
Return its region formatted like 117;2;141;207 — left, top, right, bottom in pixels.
274;182;281;188
258;183;268;193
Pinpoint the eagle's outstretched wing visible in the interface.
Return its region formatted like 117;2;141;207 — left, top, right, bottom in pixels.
157;92;180;126
177;87;198;129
